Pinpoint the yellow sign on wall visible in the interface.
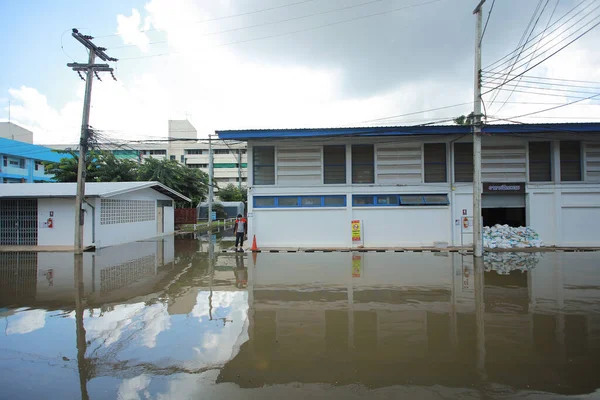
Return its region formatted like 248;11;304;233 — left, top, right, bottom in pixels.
351;220;361;242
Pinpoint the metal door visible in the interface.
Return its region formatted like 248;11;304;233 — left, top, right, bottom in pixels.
0;199;38;245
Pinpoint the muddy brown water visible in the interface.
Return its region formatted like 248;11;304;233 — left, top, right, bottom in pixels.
0;233;599;399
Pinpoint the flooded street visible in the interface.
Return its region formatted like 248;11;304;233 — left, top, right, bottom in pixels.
1;232;600;399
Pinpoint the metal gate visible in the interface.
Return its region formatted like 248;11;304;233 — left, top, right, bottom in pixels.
0;199;38;245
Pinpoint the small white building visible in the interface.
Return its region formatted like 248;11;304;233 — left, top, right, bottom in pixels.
0;182;190;249
217;123;600;248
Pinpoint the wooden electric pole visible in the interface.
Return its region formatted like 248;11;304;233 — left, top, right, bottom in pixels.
68;29;117;254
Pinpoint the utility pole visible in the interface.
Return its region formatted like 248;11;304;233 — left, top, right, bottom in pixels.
473;1;485;258
208;135;214;224
237;148;242;190
68;29;117;254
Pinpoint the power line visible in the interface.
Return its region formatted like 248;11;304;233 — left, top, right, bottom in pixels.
117;0;443;61
111;0;386;51
479;0;496;45
483;0;596;71
493;0;558;113
482;17;600;96
482;85;599;99
487;11;600;81
483;72;600;86
495;90;600;120
485;81;600;95
483;77;600;91
94;0;318;39
358;101;472;124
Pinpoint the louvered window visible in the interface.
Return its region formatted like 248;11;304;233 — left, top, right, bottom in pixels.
324;145;346;184
253;146;275;185
352;145;374;184
424;143;447;182
560;141;581;181
529;142;552;182
454;143;473;182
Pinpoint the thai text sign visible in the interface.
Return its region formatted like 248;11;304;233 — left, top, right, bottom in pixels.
483;182;525;194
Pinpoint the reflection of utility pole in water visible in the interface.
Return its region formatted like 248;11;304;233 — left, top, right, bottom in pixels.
474;256;486;382
75;256;90;400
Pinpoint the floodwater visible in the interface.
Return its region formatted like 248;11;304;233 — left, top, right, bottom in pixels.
1;232;600;399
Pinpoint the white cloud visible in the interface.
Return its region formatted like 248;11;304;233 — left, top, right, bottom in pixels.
6;0;600;144
117;374;151;400
5;309;46;335
117;9;152;52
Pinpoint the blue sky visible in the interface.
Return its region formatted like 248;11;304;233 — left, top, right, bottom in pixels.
2;0;600;144
1;1;147;111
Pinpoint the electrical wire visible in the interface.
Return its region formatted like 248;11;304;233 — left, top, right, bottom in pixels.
482;17;600;96
493;0;560;113
111;0;387;51
117;0;443;61
482;72;600;86
479;0;496;45
495;90;600;120
94;0;318;39
483;0;596;71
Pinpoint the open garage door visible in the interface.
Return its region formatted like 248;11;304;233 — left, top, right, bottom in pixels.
0;199;38;245
482;194;526;228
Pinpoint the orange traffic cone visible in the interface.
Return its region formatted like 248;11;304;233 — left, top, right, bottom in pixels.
251;235;259;252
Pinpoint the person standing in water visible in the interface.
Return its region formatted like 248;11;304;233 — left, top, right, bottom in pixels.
233;213;247;252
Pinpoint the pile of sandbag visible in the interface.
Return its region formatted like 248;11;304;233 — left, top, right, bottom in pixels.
484;252;542;274
483;224;544;249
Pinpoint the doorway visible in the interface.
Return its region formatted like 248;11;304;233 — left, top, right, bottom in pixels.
157;205;164;234
0;199;38;245
482;194;526;227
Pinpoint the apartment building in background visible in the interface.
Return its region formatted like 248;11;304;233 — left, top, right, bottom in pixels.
45;120;248;187
0;122;62;183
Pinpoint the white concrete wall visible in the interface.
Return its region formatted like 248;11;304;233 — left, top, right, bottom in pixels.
252;209;347;248
37;198;94;247
164;205;175;234
94;188;175;248
352;207;451;247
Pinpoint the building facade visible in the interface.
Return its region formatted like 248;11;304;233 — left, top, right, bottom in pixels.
0;182;190;249
44;120;248;187
0;134;62;184
217;123;600;248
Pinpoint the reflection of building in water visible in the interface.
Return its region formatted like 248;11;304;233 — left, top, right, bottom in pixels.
219;252;600;394
100;254;156;295
0;237;175;308
0;252;38;304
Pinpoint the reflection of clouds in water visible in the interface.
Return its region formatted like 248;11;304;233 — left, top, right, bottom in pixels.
5;309;46;335
192;291;249;365
191;291;238;320
139;303;171;349
85;302;171;349
117;374;151;400
85;303;146;347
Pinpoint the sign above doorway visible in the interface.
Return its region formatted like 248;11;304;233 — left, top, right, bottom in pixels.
482;182;525;194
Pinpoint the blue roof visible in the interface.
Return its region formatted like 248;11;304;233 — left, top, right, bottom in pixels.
216;122;600;140
0;137;64;162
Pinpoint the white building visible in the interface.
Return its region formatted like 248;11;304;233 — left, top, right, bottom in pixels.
0;182;190;250
44;120;248;187
217;123;600;248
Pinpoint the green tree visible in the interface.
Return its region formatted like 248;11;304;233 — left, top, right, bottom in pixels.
137;157;209;207
93;152;139;182
217;183;247;202
454;112;476;126
45;151;210;207
44;150;102;182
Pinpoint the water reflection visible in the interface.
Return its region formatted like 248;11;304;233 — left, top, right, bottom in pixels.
0;243;599;399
